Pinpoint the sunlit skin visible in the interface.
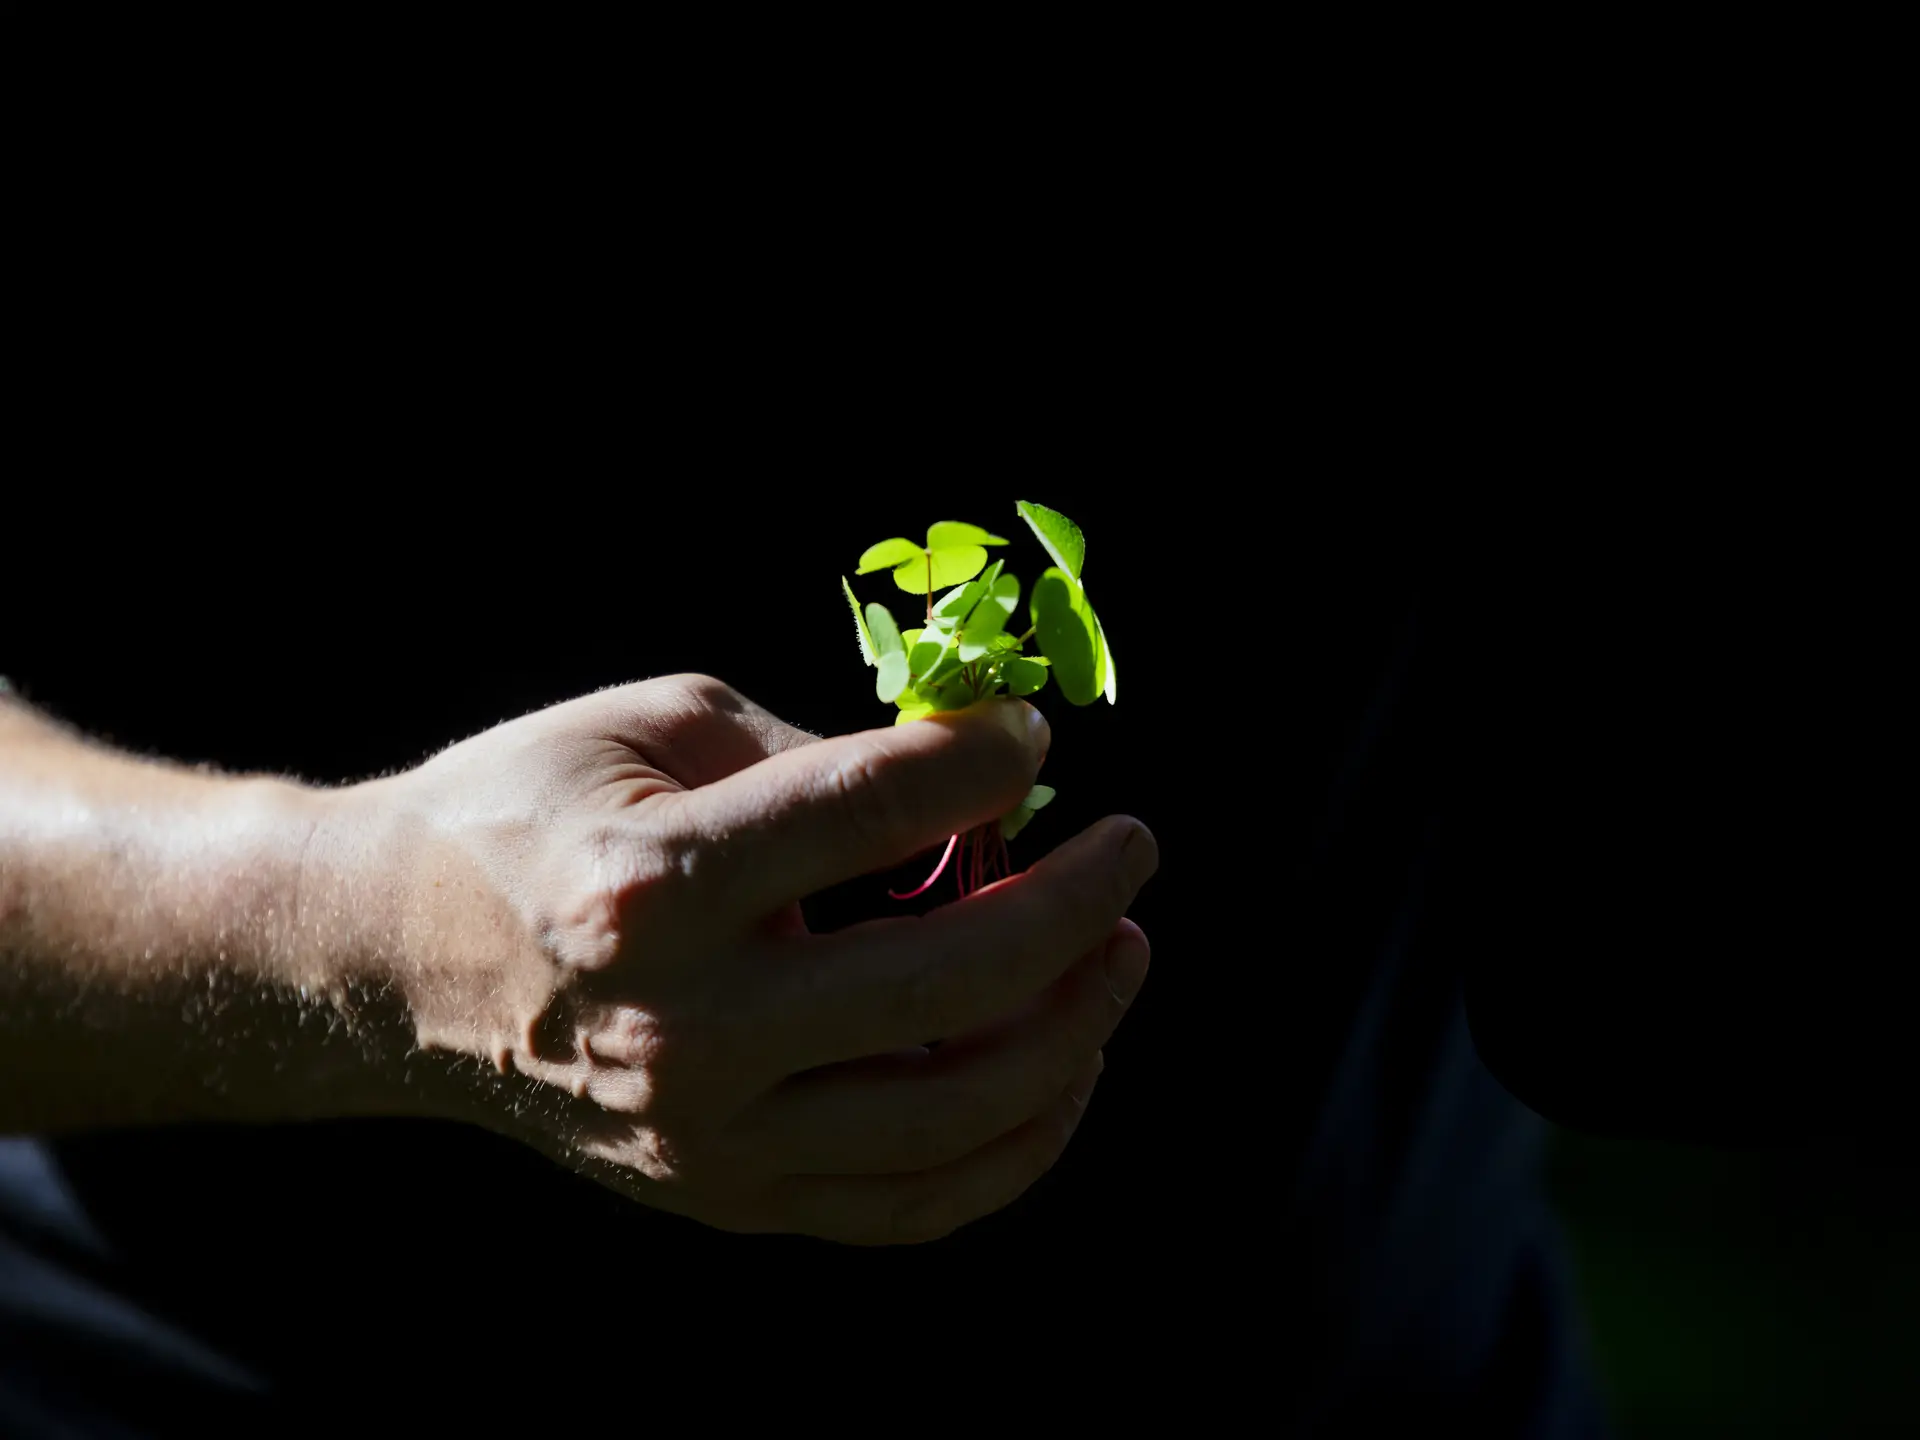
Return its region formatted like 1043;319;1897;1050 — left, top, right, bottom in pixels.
0;672;1156;1247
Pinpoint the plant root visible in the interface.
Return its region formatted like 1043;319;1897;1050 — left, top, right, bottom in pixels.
890;822;1018;902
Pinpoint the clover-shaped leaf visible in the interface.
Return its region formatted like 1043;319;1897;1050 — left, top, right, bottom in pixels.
856;503;1111;794
856;522;1008;596
1017;502;1113;704
855;537;923;572
1031;566;1108;706
926;521;1010;549
1015;501;1085;583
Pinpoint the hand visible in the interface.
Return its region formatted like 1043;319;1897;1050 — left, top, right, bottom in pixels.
334;675;1158;1244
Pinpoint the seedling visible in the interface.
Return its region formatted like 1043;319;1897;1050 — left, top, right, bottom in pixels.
843;501;1115;899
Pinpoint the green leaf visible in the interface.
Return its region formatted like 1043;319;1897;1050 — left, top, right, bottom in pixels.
917;639;966;691
876;651;909;704
931;579;980;621
1003;656;1049;696
928;679;975;711
843;577;876;665
1030;567;1105;705
895;704;934;726
926;521;1010;549
998;780;1058;840
866;602;903;657
1094;604;1117;704
958;572;1020;661
1015;501;1086;582
932;575;991;630
858;538;924;575
900;627;924;650
989;631;1023;653
866;603;908;704
892;544;988;593
987;570;1020;621
907;628;948;676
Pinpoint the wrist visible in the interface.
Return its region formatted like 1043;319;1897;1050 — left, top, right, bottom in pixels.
271;775;433;1119
141;773;423;1124
318;766;576;1131
298;772;539;1129
0;753;423;1130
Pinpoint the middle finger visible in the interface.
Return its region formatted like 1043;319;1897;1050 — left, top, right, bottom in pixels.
732;920;1150;1174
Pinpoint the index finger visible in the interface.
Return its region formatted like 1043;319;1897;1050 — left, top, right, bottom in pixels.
670;699;1049;920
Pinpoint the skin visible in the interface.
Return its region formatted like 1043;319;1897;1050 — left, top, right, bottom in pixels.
0;676;1157;1245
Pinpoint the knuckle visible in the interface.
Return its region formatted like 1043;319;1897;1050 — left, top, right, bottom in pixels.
823;748;916;856
641;1124;737;1192
535;843;627;973
656;672;742;713
632;1123;690;1183
586;815;706;930
587;1009;677;1089
584;1002;743;1122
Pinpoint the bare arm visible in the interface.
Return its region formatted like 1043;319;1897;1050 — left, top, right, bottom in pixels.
0;676;1156;1244
0;689;402;1131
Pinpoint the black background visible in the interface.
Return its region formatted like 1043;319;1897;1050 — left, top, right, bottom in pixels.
8;198;1905;1422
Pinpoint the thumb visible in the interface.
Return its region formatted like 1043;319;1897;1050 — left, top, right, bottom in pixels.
669;697;1050;917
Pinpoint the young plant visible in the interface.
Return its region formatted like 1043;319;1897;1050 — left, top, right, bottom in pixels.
842;501;1115;899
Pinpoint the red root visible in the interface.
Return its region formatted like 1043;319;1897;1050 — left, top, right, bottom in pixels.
893;823;1014;902
889;833;958;899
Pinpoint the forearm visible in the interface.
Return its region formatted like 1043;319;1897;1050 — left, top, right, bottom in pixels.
0;695;408;1132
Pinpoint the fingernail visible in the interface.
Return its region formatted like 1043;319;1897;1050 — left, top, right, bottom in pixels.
1119;821;1159;888
989;698;1050;762
1105;929;1151;1003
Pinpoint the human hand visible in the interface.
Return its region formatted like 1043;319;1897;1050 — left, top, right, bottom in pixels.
331;675;1157;1244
